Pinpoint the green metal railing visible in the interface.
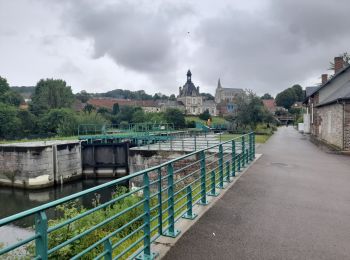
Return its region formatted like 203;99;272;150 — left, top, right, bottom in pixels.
78;123;175;136
0;133;255;259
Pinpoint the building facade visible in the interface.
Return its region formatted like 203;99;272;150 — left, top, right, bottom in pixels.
303;56;350;150
214;79;244;115
177;70;204;115
215;79;244;103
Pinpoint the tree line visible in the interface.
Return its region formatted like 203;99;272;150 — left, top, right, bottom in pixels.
0;77;187;140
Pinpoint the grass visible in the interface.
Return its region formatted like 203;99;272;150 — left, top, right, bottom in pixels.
217;134;271;143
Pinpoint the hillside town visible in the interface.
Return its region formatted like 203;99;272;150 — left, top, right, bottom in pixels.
2;1;350;260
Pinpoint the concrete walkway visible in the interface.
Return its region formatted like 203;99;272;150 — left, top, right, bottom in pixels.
164;126;350;260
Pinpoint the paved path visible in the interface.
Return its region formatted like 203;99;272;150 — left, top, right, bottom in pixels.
164;126;350;260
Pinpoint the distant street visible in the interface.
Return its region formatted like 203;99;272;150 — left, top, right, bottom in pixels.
164;126;350;260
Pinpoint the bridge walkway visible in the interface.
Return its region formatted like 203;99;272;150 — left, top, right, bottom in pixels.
164;126;350;259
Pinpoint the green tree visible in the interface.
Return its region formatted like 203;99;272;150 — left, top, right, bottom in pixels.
83;104;95;114
0;103;21;139
164;108;185;129
76;111;107;126
200;93;215;101
31;79;75;114
112;103;120;115
261;93;273;100
75;90;90;103
0;76;10;95
18;110;38;136
0;90;24;106
169;94;176;101
199;109;211;121
39;108;77;135
291;84;303;101
275;88;297;109
235;91;273;129
132;109;146;123
116;106;140;123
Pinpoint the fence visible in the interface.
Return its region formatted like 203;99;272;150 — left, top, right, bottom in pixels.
78;123;175;137
133;132;241;152
0;133;255;259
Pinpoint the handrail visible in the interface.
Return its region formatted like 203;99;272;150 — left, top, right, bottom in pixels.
0;132;255;259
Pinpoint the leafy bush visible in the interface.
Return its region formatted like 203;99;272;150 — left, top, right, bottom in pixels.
27;187;144;259
198;109;211;121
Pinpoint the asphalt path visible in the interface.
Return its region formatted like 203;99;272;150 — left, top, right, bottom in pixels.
164;126;350;260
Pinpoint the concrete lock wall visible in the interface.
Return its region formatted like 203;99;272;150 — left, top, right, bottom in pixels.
0;141;82;189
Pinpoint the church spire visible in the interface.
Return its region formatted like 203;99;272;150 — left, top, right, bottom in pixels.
218;78;222;88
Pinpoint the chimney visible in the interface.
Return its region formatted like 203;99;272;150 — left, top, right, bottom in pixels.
321;74;328;85
334;56;344;74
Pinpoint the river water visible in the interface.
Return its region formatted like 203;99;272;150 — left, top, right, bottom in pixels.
0;178;120;247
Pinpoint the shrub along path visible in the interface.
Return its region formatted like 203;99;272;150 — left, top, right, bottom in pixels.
164;126;350;260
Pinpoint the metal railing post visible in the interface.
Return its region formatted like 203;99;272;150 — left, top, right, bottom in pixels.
232;140;236;177
164;163;180;237
142;172;153;258
182;139;184;151
237;153;241;172
183;186;197;219
218;144;224;188
199;151;208;205
208;170;219;196
35;211;48;260
157;168;163;235
104;239;112;260
253;133;256;158
248;133;252;161
241;136;245;168
225;161;231;182
194;135;197;151
246;148;249;165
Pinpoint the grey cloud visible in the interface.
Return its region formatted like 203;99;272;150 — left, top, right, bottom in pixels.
57;60;82;75
60;1;193;74
193;0;350;95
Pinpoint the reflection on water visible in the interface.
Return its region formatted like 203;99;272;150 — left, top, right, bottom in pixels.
0;178;124;227
0;178;126;246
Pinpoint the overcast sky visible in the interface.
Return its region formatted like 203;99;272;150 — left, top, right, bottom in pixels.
0;0;349;96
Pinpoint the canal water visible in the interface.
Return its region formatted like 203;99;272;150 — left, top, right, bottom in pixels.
0;178;121;247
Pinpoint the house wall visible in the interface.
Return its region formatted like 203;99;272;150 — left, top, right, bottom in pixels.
317;103;343;149
344;103;350;150
178;96;203;115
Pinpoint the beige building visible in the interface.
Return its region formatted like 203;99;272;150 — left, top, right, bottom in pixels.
177;70;204;115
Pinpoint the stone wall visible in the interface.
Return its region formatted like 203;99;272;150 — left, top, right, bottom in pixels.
0;141;82;189
317;103;343;149
344;103;350;150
